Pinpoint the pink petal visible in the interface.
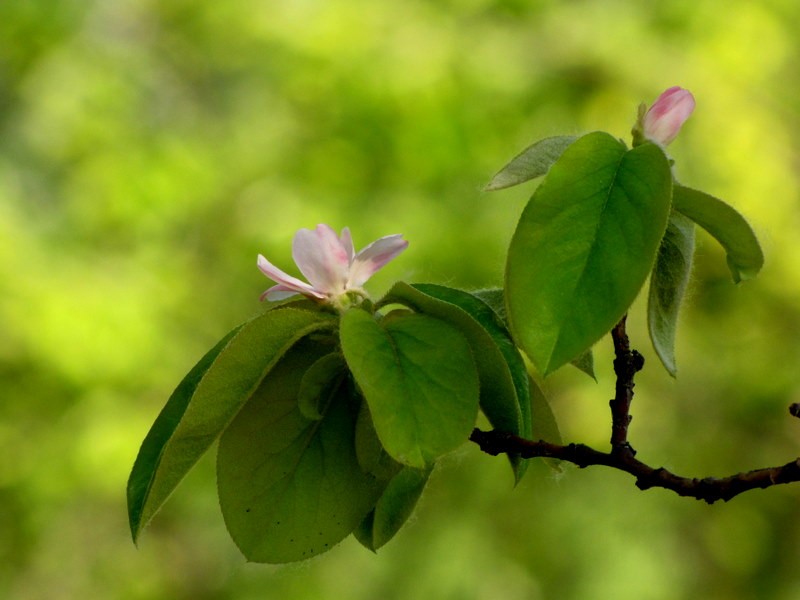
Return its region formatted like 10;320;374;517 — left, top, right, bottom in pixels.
643;87;695;146
292;224;351;294
347;234;408;288
257;254;324;299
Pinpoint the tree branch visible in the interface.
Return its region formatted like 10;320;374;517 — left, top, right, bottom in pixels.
470;314;800;503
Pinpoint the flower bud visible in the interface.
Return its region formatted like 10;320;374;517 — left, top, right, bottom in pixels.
642;87;695;146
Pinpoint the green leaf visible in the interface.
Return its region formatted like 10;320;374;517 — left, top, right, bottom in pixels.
355;397;403;481
506;132;672;375
672;184;763;283
529;376;563;472
382;282;531;481
298;352;347;420
353;465;433;552
340;309;480;468
485;135;579;191
217;338;386;564
648;211;695;376
127;307;335;542
470;288;506;322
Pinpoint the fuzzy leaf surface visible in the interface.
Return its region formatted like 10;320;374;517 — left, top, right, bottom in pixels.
485;135;579;191
648;211;695;376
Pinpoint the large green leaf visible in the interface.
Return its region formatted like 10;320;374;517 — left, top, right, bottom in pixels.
353;465;433;552
340;309;480;468
217;338;386;564
382;282;530;481
485;135;579;191
127;307;335;542
648;211;695;377
506;132;672;374
672;184;763;283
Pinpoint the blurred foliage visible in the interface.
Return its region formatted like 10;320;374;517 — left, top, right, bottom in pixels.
2;0;800;598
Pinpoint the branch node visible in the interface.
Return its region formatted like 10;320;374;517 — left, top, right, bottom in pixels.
789;403;800;419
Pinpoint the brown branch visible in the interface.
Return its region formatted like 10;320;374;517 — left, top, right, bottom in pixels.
469;313;800;503
469;429;800;503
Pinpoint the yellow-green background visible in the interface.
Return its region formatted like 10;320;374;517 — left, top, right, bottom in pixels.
2;0;800;598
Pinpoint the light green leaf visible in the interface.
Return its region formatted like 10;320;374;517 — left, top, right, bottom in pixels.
340;309;480;468
127;307;335;542
648;211;695;376
217;338;386;564
672;184;763;283
353;466;433;552
382;282;531;481
506;132;672;374
529;376;563;472
485;135;579;191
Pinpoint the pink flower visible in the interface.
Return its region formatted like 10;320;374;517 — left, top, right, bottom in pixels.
258;224;408;303
643;87;696;146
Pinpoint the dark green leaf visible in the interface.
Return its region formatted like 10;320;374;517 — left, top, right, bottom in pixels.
672;184;763;283
648;211;695;376
355;397;403;481
353;466;433;552
340;309;479;468
298;352;347;420
217;338;386;564
506;132;672;374
127;307;335;542
485;135;579;191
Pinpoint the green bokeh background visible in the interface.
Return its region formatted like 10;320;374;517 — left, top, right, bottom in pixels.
2;0;800;598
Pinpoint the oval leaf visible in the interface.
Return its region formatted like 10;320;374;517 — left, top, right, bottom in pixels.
383;282;531;481
485;135;579;191
127;307;335;542
217;338;386;563
647;211;695;376
672;184;763;283
506;132;672;374
340;309;480;468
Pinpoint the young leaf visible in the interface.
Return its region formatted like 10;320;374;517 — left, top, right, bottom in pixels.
340;309;480;469
506;132;672;375
647;211;695;376
529;376;563;472
672;184;763;283
127;307;335;542
353;465;433;552
485;135;579;191
298;352;347;420
217;338;386;564
382;282;531;481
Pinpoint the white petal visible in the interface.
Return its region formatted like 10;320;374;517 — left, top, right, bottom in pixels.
348;234;408;288
257;254;323;298
292;224;350;294
340;227;355;262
